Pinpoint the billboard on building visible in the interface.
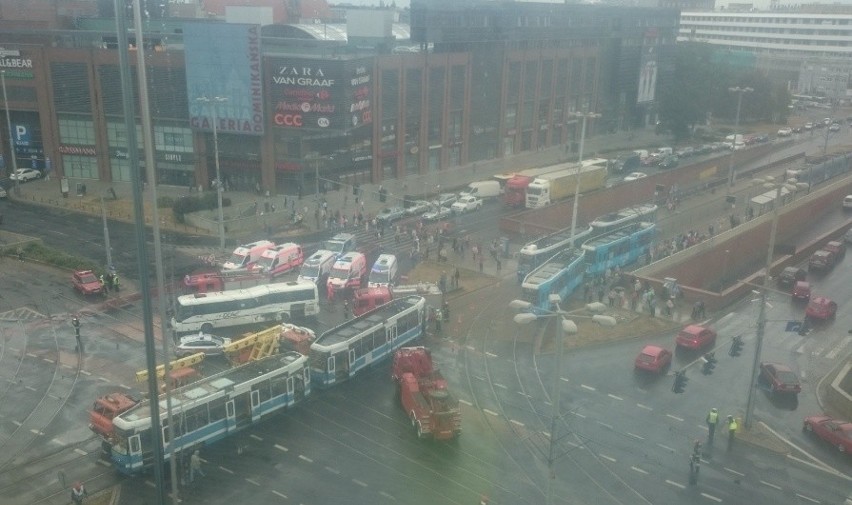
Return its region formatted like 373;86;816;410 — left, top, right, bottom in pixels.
637;32;658;104
184;22;264;135
268;57;373;131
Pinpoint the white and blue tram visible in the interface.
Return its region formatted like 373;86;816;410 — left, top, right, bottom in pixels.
583;222;656;278
110;351;310;475
516;225;595;282
521;248;586;313
589;203;658;235
310;295;426;388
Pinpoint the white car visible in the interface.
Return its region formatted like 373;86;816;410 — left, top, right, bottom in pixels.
9;168;41;182
829;123;841;132
451;195;483;213
843;194;852;210
405;200;432;216
623;172;647;182
777;127;792;137
175;332;232;357
421;206;453;222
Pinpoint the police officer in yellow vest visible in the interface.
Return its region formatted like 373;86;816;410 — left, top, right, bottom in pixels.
706;408;719;443
727;415;738;450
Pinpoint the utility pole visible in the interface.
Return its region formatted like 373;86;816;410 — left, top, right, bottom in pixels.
726;87;753;191
1;70;20;196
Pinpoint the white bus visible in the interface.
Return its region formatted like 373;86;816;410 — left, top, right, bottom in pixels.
171;281;319;334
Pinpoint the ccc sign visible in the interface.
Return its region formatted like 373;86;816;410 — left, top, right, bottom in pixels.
274;113;303;127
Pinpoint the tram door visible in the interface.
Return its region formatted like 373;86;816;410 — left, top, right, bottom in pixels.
333;350;349;382
386;324;398;351
326;355;335;385
250;390;260;422
233;393;252;427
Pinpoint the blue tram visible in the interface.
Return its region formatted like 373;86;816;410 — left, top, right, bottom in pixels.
309;295;426;388
521;248;586;313
516;225;594;282
110;351;310;475
583;222;656;278
589;203;658;235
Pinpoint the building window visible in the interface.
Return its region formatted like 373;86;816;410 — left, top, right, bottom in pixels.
156;126;193;152
59;118;96;145
64;155;98;179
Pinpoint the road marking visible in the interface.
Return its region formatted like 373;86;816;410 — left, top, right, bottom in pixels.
465;345;475;351
811;346;825;356
570;411;586;419
274;444;288;452
98;377;110;382
494;383;507;389
30;429;43;436
698;424;709;431
272;490;287;499
665;480;685;489
599;454;617;462
74;448;87;456
96;459;109;467
250;434;263;441
483;409;499;417
795;493;820;504
352;478;368;487
12;420;21;426
631;466;649;474
219;466;234;474
325;466;341;475
701;492;722;502
760;480;782;490
560;377;570;383
762;422;851;479
26;352;37;358
42;358;54;364
666;414;684;422
473;375;485;381
580;384;596;391
459;399;473;406
510;419;524;427
597;421;613;430
379;491;396;500
80;370;91;376
24;385;37;392
627;432;645;440
656;443;675;452
825;336;851;360
485;351;498;358
119;384;131;390
724;467;745;477
50;438;65;446
795;342;808;354
607;394;623;401
245;478;260;486
298;455;313;463
145;481;156;488
636;403;653;411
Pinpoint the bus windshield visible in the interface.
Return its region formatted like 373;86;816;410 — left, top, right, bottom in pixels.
300;265;320;278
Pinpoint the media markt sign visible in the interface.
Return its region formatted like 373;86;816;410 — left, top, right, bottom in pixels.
0;48;34;79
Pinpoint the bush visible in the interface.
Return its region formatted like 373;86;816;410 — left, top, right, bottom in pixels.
171;194;232;223
1;242;101;273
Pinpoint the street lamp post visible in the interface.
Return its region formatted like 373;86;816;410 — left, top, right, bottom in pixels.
726;87;753;191
196;96;228;251
100;194;113;270
1;70;20;196
510;297;615;505
570;111;600;247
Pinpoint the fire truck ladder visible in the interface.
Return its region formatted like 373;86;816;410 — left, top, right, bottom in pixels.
135;353;205;383
222;325;281;365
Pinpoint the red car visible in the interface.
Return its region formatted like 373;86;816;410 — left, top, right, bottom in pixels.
758;362;801;396
634;345;672;374
805;296;837;320
72;270;103;295
792;281;811;302
675;324;717;350
803;415;852;453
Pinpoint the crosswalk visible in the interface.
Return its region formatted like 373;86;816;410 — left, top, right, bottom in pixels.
0;307;47;322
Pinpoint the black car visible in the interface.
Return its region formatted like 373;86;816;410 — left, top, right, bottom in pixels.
658;155;679;170
777;266;806;289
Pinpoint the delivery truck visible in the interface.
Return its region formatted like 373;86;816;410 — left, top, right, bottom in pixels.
525;162;608;208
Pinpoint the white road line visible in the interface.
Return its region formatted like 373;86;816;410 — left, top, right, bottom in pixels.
795;493;820;504
485;351;498;358
465;345;475;351
762;422;851;480
219;466;234;474
701;492;722;502
473;375;485;381
24;386;37;392
245;478;260;486
825;336;851;360
665;480;685;489
379;491;396;500
250;434;263;441
145;481;156;488
565;441;579;448
325;466;341;475
119;384;131;390
50;438;65;446
98;377;110;382
274;444;288;452
626;432;645;440
483;409;499;417
656;443;675;452
74;448;87;456
724;467;745;477
352;479;368;487
80;369;91;376
597;421;613;430
96;459;109;467
458;399;473;406
811;346;825;356
637;403;653;411
298;455;313;463
608;394;623;401
26;352;37;358
30;429;43;436
560;377;570;383
795;342;808;354
12;420;21;427
666;414;684;422
510;419;524;427
631;466;649;475
570;411;586;419
599;454;617;462
494;383;507;389
760;480;782;490
580;384;596;391
42;358;54;364
272;490;287;499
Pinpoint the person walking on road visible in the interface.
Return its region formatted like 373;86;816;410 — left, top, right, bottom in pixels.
70;481;88;505
706;408;719;443
726;415;738;450
189;450;205;482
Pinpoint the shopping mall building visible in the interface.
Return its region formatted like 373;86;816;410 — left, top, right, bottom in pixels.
0;0;678;194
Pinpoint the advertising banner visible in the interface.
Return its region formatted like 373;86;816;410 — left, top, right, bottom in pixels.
184;22;264;135
637;32;658;105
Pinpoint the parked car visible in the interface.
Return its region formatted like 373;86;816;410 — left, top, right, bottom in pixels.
175;332;232;357
823;240;846;261
72;270;103;296
634;345;672;374
451;195;483;213
829;123;841;132
658;155;679;169
803;415;852;453
641;154;662;167
376;206;407;224
675;324;717;350
792;281;812;302
421;206;453;222
623;172;648;182
777;127;793;137
805;296;837;320
432;193;458;208
777;266;806;289
675;146;694;157
808;249;836;271
792;126;803;133
804;122;814;130
405;200;432;216
9;168;42;182
758;362;801;396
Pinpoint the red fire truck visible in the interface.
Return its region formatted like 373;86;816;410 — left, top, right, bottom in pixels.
392;347;461;440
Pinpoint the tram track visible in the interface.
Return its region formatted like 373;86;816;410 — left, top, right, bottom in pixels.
0;320;30;416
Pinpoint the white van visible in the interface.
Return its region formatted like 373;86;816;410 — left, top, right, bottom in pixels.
222;240;275;270
655;147;673;157
633;149;650;160
251;243;304;277
327;252;368;294
297;250;336;286
461;180;502;200
368;254;399;287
